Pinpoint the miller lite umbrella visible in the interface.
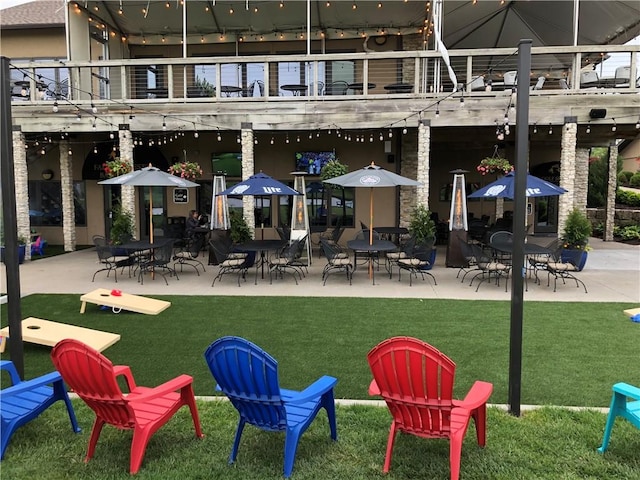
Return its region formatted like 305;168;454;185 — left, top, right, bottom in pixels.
468;171;567;199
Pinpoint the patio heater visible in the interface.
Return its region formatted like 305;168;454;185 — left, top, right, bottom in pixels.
210;173;230;231
290;171;311;264
445;169;469;267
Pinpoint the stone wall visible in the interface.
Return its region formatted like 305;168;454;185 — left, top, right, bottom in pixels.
587;208;640;225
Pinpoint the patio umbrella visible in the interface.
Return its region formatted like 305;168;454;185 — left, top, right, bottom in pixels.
217;172;300;238
217;172;299;196
323;162;421;245
99;164;199;243
468;171;567;199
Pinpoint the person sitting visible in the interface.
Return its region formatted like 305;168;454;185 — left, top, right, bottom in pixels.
186;210;202;237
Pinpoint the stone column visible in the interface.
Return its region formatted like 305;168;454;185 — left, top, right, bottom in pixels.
574;148;589;212
59;139;76;252
414;119;431;215
12;128;30;260
400;125;419;228
240;123;255;236
604;142;618;241
558;117;577;236
118;126;136;228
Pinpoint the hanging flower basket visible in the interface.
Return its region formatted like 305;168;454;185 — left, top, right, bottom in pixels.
477;157;513;176
168;161;203;181
103;158;132;178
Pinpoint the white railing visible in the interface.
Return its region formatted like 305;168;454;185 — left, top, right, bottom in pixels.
9;44;638;105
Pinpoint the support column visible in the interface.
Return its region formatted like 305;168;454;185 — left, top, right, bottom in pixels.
415;119;431;214
240;123;255;236
574;148;589;212
558;117;577;236
12;128;30;260
118;125;135;228
604;142;618;241
59;139;76;252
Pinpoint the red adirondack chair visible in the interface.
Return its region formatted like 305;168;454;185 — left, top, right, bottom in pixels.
51;339;204;474
367;336;493;480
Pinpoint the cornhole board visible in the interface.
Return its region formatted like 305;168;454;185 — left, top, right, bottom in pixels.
623;307;640;318
0;317;120;353
80;288;171;315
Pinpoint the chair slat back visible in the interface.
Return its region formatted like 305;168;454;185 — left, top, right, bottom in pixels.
51;339;136;429
205;336;286;432
368;337;456;437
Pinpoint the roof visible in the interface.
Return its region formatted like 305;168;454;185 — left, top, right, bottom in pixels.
0;0;65;29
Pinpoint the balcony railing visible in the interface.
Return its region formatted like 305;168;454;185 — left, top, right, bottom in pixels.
9;44;639;107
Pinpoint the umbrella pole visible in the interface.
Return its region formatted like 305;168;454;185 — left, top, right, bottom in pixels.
149;187;155;279
369;188;373;279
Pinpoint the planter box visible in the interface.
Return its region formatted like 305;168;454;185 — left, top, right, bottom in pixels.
0;245;26;264
560;249;588;271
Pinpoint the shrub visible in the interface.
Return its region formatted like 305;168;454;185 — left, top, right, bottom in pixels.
408;205;436;244
614;224;640;241
110;207;134;245
616;189;640;207
629;173;640;188
561;208;592;250
619;170;635;185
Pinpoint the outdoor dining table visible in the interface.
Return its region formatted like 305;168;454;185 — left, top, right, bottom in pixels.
346;239;397;285
280;84;308;96
490;239;553;290
220;85;243;97
236;239;287;284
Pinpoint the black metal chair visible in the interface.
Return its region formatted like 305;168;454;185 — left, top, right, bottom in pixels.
397;238;437;286
138;239;178;286
319;238;352;285
173;234;206;276
209;238;250;287
325;80;348;95
468;243;510;292
385;235;415;279
91;235;132;283
546;248;588;293
268;239;303;285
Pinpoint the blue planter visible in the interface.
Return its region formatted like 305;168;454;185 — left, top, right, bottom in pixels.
560;249;588;271
1;245;26;264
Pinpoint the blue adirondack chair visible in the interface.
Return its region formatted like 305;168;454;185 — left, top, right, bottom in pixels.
1;360;80;459
598;382;640;454
204;336;338;478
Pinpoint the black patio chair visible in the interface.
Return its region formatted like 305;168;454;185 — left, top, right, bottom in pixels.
268;238;303;285
209;238;250;287
397;238;437;286
138;239;178;286
173;234;206;276
91;235;133;283
468;243;510;292
319;237;352;285
385;235;415;279
325;80;348;95
546;248;588;293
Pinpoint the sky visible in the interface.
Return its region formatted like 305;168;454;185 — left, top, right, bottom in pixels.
0;0;32;9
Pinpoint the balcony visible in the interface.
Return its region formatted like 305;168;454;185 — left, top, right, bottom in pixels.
9;44;639;134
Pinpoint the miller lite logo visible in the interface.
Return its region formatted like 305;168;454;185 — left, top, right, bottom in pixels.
230;185;250;194
262;186;283;193
359;175;381;186
484;185;506;196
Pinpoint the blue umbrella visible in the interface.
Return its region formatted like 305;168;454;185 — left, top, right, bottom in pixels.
217;172;299;196
468;171;567;199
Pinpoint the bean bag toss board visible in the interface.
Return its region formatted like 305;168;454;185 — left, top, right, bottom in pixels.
0;317;120;353
623;307;640;319
80;288;171;315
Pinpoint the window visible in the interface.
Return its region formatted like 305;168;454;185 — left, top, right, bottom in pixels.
28;181;86;226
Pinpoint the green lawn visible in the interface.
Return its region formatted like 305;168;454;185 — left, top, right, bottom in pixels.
1;295;638;406
1;401;639;479
2;295;640;479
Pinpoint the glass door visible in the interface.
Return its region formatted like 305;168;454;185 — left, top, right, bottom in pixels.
139;187;166;239
534;196;559;234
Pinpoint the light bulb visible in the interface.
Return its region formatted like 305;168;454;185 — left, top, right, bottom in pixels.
217;132;222;141
497;132;504;141
52;101;58;113
402;126;407;134
388;129;393;138
194;131;199;138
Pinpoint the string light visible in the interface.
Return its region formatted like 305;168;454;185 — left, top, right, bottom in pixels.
636;117;640;129
52;101;58;113
162;116;167;130
533;123;537;134
388;128;393;138
611;118;617;132
548;124;553;135
586;122;591;134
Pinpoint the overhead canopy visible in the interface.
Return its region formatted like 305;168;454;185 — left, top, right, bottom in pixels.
72;1;640;48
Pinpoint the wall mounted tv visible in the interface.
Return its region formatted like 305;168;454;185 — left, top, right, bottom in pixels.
211;152;242;177
295;151;336;175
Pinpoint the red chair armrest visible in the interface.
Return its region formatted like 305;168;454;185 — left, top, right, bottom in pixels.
127;374;194;403
368;379;381;396
113;365;137;391
457;381;493;411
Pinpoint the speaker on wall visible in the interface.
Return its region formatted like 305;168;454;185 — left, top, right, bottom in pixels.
387;154;395;163
589;108;607;119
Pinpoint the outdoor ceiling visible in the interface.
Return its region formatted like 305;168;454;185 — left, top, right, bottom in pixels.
85;0;640;47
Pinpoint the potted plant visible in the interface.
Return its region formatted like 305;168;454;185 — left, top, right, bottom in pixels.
408;205;437;265
560;208;592;270
477;156;513;176
109;206;135;249
228;209;255;267
168;161;203;181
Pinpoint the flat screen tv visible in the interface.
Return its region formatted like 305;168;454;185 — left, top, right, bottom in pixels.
211;152;242;177
295;151;336;175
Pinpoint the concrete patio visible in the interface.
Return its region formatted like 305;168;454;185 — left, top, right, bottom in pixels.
3;237;638;303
